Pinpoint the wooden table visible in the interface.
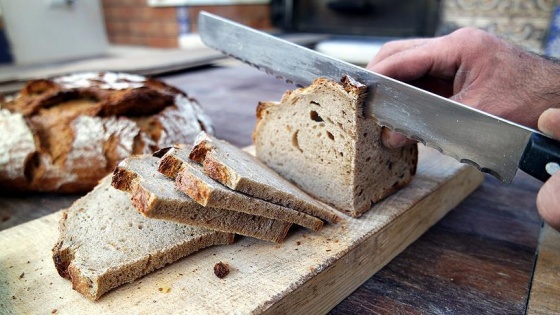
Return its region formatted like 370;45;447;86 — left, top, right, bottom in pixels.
1;64;557;314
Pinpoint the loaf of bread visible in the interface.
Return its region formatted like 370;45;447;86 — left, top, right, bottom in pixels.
254;76;418;217
52;176;234;301
0;72;213;193
190;131;340;223
158;145;323;231
112;154;293;242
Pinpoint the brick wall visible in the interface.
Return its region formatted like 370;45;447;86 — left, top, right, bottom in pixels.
100;0;272;48
187;5;272;32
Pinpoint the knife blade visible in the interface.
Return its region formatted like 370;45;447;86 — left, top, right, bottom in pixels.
198;11;560;184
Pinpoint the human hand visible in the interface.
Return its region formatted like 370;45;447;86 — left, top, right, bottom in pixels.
537;108;560;230
368;28;560;230
367;27;560;149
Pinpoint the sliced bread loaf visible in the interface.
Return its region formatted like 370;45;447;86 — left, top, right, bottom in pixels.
254;76;418;217
158;147;323;231
190;131;340;223
52;176;234;301
112;155;293;242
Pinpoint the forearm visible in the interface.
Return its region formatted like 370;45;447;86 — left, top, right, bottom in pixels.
508;52;560;128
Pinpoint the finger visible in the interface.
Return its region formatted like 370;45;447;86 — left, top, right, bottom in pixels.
367;38;432;69
381;128;417;149
368;37;459;83
536;171;560;231
538;107;560;140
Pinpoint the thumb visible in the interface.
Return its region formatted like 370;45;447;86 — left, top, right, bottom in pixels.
537;171;560;231
538;108;560;139
536;108;560;231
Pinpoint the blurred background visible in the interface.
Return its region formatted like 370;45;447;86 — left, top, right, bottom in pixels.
1;0;559;91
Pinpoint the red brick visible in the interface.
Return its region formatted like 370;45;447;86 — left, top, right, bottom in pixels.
105;7;134;22
188;5;271;30
127;21;153;36
103;3;271;48
158;22;179;37
149;7;177;21
114;35;146;46
105;21;130;35
146;37;178;48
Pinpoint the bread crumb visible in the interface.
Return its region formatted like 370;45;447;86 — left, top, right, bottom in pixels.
158;286;171;293
214;262;230;279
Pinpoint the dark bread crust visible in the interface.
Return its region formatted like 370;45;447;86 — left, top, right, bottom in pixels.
254;77;418;217
113;155;294;242
52;177;235;300
165;145;325;231
191;133;340;223
0;72;213;193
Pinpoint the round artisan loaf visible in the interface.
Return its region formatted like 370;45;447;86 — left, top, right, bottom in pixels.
0;72;213;193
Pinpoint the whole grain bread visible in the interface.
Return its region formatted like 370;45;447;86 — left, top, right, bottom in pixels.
158;146;323;231
52;176;234;301
0;72;213;193
190;132;340;223
254;76;418;217
112;155;293;242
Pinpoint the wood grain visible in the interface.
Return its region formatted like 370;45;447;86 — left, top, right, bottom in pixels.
330;171;543;314
0;147;483;314
0;193;79;231
527;224;560;314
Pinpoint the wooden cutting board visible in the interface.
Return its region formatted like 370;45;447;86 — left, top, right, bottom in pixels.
0;147;483;314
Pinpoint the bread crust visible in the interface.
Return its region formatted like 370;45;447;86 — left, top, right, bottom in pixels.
191;132;340;223
113;155;294;242
52;176;234;300
160;146;324;231
0;72;213;193
254;77;418;217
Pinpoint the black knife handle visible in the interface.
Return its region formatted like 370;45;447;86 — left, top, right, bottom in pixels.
519;133;560;182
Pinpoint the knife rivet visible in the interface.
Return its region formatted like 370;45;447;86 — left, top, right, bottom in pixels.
545;162;560;175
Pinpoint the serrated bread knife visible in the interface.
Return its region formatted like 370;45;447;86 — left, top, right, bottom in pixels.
198;11;560;184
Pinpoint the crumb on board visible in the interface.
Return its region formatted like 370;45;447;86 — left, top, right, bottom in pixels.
158;286;171;293
214;262;230;279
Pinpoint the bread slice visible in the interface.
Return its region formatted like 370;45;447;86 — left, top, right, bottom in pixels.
158;147;323;231
112;155;293;242
52;176;234;301
189;132;340;223
254;76;418;217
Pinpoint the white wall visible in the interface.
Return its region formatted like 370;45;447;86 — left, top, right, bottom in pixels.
0;0;108;65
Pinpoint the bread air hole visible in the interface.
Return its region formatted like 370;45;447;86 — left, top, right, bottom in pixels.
310;101;321;107
326;131;334;140
309;110;324;122
291;130;303;153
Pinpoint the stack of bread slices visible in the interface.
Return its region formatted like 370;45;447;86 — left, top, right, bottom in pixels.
53;131;340;300
52;76;418;301
113;131;341;242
